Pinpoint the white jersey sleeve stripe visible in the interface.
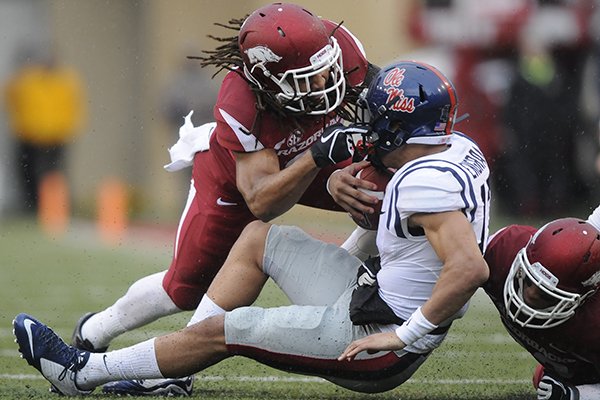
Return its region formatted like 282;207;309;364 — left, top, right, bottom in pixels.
400;162;476;213
385;158;489;249
386;164;472;238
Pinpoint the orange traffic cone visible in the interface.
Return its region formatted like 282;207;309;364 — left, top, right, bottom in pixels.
97;178;129;244
38;171;70;237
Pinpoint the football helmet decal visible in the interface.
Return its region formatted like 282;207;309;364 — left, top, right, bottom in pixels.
503;218;600;329
238;3;345;115
357;61;458;163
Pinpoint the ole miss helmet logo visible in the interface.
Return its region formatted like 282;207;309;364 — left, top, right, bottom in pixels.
383;67;415;113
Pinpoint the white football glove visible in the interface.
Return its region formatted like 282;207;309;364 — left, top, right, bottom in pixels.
537;375;579;400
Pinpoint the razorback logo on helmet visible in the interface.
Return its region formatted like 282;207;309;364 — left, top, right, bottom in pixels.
245;46;282;65
382;67;415;113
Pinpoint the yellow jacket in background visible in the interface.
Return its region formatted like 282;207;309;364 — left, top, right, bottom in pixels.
4;65;86;145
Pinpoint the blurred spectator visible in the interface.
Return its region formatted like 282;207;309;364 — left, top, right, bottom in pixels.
3;43;86;214
407;0;596;218
160;47;217;204
161;47;216;134
496;32;587;217
591;1;600;177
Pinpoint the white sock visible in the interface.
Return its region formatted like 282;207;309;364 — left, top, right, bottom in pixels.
187;294;225;326
577;383;600;399
81;271;181;349
340;226;378;261
77;339;162;390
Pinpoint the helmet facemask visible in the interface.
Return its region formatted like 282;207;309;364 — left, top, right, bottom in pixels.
503;247;594;329
243;37;345;115
354;87;413;168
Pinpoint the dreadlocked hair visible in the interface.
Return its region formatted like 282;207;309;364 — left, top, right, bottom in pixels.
188;17;246;77
188;15;366;133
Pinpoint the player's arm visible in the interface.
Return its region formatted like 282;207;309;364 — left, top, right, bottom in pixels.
413;211;489;325
235;149;320;221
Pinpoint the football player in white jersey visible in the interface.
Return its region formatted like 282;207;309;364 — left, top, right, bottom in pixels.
13;61;492;395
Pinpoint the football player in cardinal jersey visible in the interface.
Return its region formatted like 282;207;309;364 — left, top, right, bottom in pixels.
13;61;492;396
64;3;382;396
483;207;600;400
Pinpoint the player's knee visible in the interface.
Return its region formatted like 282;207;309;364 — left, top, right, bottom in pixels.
235;221;271;261
241;220;271;241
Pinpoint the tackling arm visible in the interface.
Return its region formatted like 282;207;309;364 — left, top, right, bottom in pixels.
235;149;320;221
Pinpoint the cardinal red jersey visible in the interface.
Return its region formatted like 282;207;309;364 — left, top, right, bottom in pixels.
163;22;369;310
484;225;600;385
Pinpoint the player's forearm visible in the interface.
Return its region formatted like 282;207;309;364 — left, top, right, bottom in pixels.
421;258;489;325
243;152;320;220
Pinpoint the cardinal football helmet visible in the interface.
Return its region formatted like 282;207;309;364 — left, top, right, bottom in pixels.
504;218;600;329
238;3;345;115
357;61;458;160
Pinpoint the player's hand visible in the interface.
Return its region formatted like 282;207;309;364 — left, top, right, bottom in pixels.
310;124;366;167
537;375;578;400
327;160;379;221
337;332;405;362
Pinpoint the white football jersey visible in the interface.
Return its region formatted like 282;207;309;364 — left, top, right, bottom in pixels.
377;133;491;325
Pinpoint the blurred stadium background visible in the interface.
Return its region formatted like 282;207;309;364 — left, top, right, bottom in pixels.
1;1;600;399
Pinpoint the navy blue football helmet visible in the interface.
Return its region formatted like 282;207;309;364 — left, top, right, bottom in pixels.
358;61;458;161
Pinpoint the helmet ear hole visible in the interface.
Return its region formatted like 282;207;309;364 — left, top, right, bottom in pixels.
419;85;427;102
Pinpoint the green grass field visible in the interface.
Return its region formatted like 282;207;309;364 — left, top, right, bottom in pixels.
0;208;538;399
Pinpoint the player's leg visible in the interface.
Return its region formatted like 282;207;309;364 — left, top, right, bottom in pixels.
224;296;428;394
188;220;271;324
14;312;230;394
222;225;428;393
192;221;364;326
76;271;180;351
